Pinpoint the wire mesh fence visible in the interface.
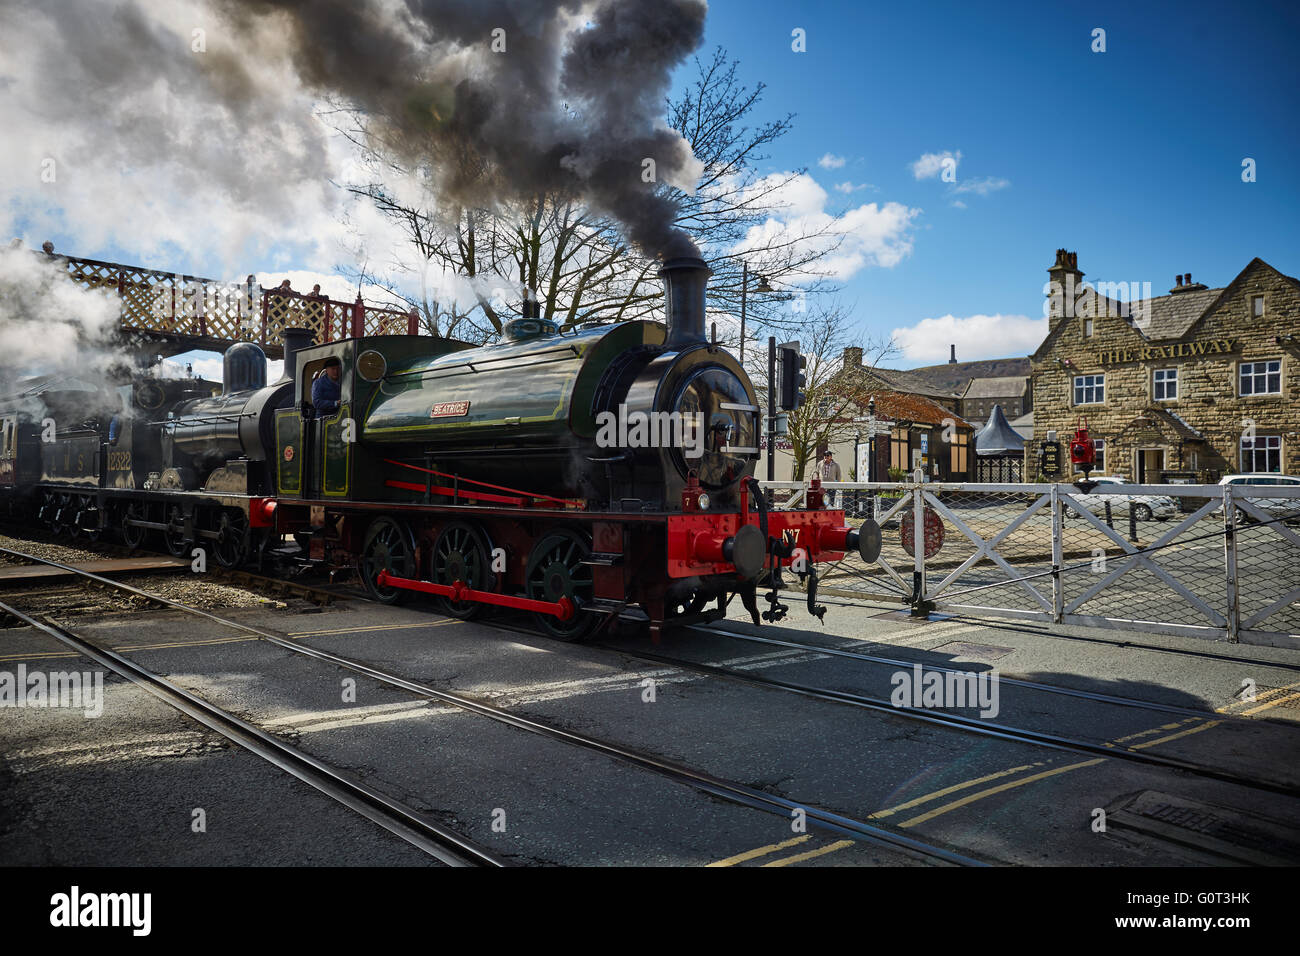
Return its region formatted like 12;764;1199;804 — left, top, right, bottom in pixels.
759;479;1300;647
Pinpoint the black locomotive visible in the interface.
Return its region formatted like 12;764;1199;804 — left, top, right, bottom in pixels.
1;254;871;638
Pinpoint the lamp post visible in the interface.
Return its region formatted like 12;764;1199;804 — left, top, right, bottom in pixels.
738;261;772;364
866;397;877;483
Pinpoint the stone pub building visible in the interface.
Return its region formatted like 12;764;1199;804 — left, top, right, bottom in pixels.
1032;250;1300;481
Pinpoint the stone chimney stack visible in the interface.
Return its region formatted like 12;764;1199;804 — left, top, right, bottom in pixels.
948;344;957;364
1046;248;1084;324
843;346;864;369
1170;270;1208;294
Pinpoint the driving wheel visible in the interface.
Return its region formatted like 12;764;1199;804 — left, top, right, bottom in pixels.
431;521;494;620
525;529;596;641
360;517;415;604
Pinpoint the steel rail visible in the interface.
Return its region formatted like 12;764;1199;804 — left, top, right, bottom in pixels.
0;545;983;867
0;598;503;868
681;623;1271;724
788;591;1300;673
596;634;1300;799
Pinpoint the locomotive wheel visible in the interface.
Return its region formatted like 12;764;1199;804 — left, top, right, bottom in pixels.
121;502;149;550
163;505;192;558
525;529;596;641
48;493;71;538
431;521;493;620
361;517;415;605
81;495;102;543
213;509;250;569
67;495;87;542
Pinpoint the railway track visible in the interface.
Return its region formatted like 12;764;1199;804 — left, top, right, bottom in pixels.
681;622;1285;723
0;529;347;609
792;589;1300;673
579;624;1300;799
0;596;502;867
0;546;984;867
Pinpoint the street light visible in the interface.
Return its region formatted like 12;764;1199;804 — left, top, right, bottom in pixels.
866;397;876;484
738;261;773;363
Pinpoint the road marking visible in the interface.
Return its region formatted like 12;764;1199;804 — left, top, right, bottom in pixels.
706;835;811;867
287;620;461;637
1128;720;1219;749
1109;718;1202;745
1240;693;1300;717
869;762;1047;819
1219;678;1300;715
761;839;855;867
898;759;1106;828
0;650;81;662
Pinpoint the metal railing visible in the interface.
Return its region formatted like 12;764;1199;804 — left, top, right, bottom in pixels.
47;251;419;350
759;478;1300;648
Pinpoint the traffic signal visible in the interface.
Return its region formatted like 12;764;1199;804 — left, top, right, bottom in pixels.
778;342;806;410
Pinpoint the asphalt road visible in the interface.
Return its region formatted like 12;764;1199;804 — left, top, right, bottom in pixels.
3;585;1298;866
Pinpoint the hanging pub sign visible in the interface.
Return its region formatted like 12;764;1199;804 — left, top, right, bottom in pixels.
1039;440;1062;477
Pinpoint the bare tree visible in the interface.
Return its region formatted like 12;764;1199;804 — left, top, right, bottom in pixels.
776;301;897;480
333;48;847;342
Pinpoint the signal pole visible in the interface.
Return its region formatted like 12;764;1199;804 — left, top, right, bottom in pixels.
767;335;777;483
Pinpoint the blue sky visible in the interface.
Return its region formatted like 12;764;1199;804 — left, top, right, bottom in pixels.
6;0;1298;372
694;0;1300;363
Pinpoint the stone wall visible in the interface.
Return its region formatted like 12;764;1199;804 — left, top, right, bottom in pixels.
1031;258;1300;480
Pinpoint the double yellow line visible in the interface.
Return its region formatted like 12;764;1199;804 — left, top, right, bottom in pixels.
707;714;1233;867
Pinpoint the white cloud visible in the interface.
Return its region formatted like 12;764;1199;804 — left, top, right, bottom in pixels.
910;150;961;180
164;353;283;385
734;172;920;280
951;200;967;209
890;313;1047;364
818;153;846;169
952;176;1010;196
834;181;876;194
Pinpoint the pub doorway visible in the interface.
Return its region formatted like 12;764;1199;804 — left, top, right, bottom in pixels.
1137;447;1166;483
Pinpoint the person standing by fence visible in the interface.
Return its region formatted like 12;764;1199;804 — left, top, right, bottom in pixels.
819;450;842;506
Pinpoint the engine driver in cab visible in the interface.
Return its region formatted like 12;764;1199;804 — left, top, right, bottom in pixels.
312;357;342;414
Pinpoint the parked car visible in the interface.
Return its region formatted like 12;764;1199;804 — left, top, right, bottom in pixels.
1212;474;1300;524
1062;475;1177;521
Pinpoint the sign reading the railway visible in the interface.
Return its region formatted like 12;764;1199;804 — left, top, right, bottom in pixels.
430;401;471;418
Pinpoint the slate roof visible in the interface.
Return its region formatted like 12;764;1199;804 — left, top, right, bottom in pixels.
1128;287;1224;340
973;404;1025;456
864;367;959;400
1009;410;1034;441
962;375;1028;400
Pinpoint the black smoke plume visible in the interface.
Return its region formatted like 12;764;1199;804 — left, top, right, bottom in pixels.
219;0;707;258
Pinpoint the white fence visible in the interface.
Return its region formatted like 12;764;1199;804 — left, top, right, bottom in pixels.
759;479;1300;649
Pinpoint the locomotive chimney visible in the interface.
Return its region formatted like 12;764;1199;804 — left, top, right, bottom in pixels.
659;256;712;349
278;328;316;385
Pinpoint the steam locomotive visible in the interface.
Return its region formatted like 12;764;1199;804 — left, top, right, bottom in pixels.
0;256;872;638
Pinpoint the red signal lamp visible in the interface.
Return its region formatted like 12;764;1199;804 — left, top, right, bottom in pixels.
1069;418;1095;480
